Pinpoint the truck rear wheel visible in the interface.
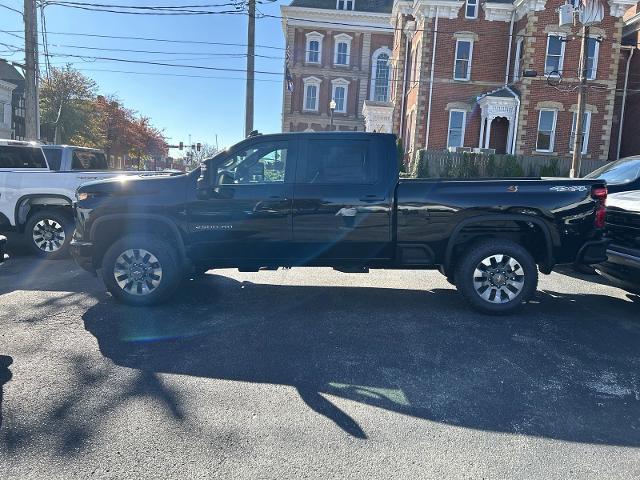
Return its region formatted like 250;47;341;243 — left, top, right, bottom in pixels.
101;234;182;306
454;239;538;315
25;209;74;259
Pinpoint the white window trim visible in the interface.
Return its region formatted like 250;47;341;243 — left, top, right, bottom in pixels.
305;31;324;65
447;110;467;148
545;33;566;77
303;76;321;112
336;0;354;10
465;0;478;19
513;37;524;81
570;110;592;155
370;46;392;102
331;78;349;113
536;109;558;153
334;33;352;67
587;36;599;80
454;39;474;81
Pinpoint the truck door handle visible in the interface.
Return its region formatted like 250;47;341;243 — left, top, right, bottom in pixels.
359;195;385;202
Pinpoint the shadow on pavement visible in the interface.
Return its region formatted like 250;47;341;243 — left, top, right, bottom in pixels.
0;356;13;430
78;274;640;445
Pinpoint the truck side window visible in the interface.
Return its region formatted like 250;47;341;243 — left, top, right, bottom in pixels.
303;140;373;184
218;142;288;185
43;149;62;170
72;151;109;170
0;147;47;169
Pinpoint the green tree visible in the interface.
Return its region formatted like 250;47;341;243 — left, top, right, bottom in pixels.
40;66;100;145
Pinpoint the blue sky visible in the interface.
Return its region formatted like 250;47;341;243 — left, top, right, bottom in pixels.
0;0;288;153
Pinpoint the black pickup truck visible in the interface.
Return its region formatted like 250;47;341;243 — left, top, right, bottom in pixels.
71;132;607;314
0;235;7;264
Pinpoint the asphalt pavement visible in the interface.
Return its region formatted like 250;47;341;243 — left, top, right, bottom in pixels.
1;238;639;479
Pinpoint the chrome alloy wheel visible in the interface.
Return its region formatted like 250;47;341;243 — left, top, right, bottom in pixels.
32;219;66;252
113;249;163;296
473;254;525;304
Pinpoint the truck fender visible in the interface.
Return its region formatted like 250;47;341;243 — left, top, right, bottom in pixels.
444;214;556;274
14;194;74;227
90;213;188;263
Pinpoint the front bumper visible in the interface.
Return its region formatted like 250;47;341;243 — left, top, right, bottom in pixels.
575;239;609;265
0;235;7;264
70;239;96;273
597;244;640;294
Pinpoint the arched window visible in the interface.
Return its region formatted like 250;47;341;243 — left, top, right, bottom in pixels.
371;47;391;102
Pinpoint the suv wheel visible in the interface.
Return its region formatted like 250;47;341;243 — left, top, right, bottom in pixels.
102;234;182;306
25;210;74;259
455;239;538;315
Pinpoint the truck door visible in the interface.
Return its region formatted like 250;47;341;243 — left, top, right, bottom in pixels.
188;137;295;261
292;135;393;262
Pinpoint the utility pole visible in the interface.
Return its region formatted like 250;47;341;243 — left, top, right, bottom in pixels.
570;25;590;178
244;0;255;137
24;0;39;141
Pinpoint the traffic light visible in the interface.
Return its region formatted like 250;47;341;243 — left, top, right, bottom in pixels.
179;142;184;151
196;143;202;152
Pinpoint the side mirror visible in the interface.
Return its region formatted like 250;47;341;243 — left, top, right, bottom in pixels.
197;164;211;199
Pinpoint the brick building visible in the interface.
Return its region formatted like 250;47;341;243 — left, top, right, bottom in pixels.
391;0;637;162
281;0;638;162
281;0;396;133
615;3;640;158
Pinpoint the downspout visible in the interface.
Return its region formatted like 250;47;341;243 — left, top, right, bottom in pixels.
617;46;635;160
425;8;439;150
505;10;515;85
399;32;411;141
507;85;520;155
506;9;519;155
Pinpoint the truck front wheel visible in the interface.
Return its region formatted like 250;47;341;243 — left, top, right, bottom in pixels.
25;209;74;259
454;239;538;315
101;234;182;306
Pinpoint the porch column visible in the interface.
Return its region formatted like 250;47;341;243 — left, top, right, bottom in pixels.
506;117;515;154
484;116;493;149
479;115;486;148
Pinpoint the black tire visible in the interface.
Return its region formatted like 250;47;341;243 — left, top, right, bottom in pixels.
101;234;182;306
454;239;538;315
24;209;74;259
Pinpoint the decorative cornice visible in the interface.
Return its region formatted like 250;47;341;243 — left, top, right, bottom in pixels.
608;0;637;17
281;5;393;33
483;2;514;22
0;79;17;92
414;0;464;20
391;0;413;27
513;0;546;20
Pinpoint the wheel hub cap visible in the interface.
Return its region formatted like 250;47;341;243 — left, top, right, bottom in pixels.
32;219;65;252
114;249;163;296
473;254;525;304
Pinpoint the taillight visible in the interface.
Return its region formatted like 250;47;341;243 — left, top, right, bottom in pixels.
592;185;607;229
591;186;608;204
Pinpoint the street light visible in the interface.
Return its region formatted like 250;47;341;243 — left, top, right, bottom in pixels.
329;99;337;130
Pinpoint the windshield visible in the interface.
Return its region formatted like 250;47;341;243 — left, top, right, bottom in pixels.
585;157;640;184
72;150;110;170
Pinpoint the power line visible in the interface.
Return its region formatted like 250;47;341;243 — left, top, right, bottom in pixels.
0;3;23;15
39;51;283;74
0;29;286;50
